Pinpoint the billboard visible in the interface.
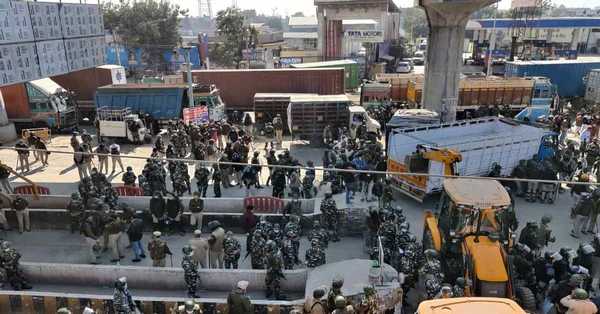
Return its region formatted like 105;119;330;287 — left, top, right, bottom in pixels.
60;3;104;38
0;42;40;86
65;36;105;72
0;1;34;44
183;106;209;125
29;2;62;41
36;39;68;77
511;0;538;8
344;30;384;43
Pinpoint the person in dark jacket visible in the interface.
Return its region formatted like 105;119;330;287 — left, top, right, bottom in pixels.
127;211;146;262
227;280;253;314
241;205;257;234
150;192;166;232
166;194;184;235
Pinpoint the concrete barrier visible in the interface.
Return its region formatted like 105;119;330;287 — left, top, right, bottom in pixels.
21;262;308;293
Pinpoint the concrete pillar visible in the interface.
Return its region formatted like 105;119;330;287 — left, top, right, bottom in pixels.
0;90;17;143
317;10;326;61
419;0;497;122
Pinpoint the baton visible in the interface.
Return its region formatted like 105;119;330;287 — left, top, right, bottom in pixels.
170;254;174;267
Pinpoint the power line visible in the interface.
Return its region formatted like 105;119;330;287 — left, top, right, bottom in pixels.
1;147;598;186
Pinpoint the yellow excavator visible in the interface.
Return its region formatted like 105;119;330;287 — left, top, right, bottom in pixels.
422;178;535;311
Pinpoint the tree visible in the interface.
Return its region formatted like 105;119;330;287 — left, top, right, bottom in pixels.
102;0;187;69
212;7;257;68
401;8;428;41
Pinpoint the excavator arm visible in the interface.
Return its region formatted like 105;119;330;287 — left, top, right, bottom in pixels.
0;161;39;200
418;144;462;176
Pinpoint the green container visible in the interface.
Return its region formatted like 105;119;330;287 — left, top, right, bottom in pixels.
291;59;359;91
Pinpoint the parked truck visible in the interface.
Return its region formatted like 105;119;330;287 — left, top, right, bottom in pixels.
585;69;600;104
0;78;78;131
95;83;225;123
286;94;380;143
290;59;360;90
387;117;553;201
51;65;127;122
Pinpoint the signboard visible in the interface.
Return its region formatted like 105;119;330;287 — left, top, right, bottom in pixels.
111;67;127;85
0;42;40;86
183;106;209;125
60;3;104;38
65;36;105;72
0;1;34;44
344;30;384;43
36;39;68;77
280;57;302;65
511;0;537;8
29;2;62;41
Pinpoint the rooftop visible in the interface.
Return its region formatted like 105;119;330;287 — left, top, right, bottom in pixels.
506;57;600;66
468;17;600;29
291;59;358;68
283;32;319;39
288;16;318;27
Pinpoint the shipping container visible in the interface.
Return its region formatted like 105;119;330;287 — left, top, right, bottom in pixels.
95;84;188;121
585;69;600;104
406;77;537;110
291;59;360;90
360;81;392;104
505;58;600;97
286;94;351;142
189;68;345;113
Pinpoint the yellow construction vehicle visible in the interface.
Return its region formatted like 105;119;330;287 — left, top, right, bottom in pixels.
416;297;527;314
422;178;535;311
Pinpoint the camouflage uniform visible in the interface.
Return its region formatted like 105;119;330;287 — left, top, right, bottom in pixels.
419;249;444;299
0;242;31;290
182;246;200;297
269;224;284;247
321;195;340;241
265;241;285;300
281;236;296;270
223;232;241;269
305;239;326;268
250;231;267;269
309;220;329;249
284;216;301;264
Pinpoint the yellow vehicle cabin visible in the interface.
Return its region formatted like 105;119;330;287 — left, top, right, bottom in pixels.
416;297;527;314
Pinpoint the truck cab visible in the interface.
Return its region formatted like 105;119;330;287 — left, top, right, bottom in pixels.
192;84;226;122
2;78;78;131
348;106;380;138
514;77;557;122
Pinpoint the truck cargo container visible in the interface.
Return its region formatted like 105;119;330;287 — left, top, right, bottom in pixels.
360;81;392;104
286;94;379;143
505;58;600;97
405;76;555;111
374;73;423;102
585;69;600;104
51;65;127;121
253;93;318;131
387;117;552;201
95;83;224;122
189;68;345;113
1;78;78;131
290;59;360;90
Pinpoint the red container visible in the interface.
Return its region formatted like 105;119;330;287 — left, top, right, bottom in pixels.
1;83;30;119
189;68;345;112
51;66;117;105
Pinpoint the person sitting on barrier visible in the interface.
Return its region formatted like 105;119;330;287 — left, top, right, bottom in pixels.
166;193;185;236
122;167;137;187
150;192;166;232
11;196;30;234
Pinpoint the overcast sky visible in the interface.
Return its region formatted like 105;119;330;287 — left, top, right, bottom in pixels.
166;0;600;17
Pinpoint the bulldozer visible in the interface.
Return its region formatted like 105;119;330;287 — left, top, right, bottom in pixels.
422;177;536;311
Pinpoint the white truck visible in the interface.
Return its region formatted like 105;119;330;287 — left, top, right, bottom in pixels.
387;117;553;201
97;107;149;144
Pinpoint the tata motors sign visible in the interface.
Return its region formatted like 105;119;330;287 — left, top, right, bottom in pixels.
344;30;384;43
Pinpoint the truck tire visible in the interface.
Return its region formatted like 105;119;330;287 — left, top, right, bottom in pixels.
515;286;536;312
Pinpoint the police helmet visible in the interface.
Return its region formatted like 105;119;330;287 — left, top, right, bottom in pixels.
182;245;193;256
541;215;552;224
334;295;346;309
127;166;132;171
114;277;127;289
332;276;344;289
573;288;589;300
581;244;596;255
313;287;326;299
424;249;438;260
455;277;466;288
207;220;222;231
184;300;195;311
311;239;320;247
71;192;80;199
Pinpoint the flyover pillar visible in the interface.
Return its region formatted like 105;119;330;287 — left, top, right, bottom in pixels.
418;0;497;122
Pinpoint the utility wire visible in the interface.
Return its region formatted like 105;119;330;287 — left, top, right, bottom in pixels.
1;147;598;186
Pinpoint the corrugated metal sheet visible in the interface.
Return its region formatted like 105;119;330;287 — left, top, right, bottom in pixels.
190;68;344;112
95;85;186;120
0;83;30;119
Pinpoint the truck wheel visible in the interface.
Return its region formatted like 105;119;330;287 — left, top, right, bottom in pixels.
515;286;536;312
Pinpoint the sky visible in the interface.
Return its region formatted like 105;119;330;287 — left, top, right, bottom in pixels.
165;0;600;17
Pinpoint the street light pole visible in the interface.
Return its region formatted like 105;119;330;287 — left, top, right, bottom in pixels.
486;2;499;77
182;46;195;108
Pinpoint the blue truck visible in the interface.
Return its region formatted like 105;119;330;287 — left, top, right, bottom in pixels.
505;58;600;98
94;83;225;122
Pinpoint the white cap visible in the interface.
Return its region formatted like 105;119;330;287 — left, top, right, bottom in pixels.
153;231;161;237
194;229;202;236
237;280;249;290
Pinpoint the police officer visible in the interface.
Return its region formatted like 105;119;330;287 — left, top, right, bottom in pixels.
112;277;136;314
67;192;84;234
121;167;137;187
327;277;344;311
265;240;285;300
420;249;444;299
309;220;329;250
189;192;204;231
11;196;30;233
194;165;211;197
535;214;556;256
321;193;340;242
282;232;297;270
212;165;222;198
182;245;200;298
0;241;31;290
250;229;267;269
305;239;326;268
148;231;172;267
452;278;467;298
284;215;301;264
223;231;241;269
